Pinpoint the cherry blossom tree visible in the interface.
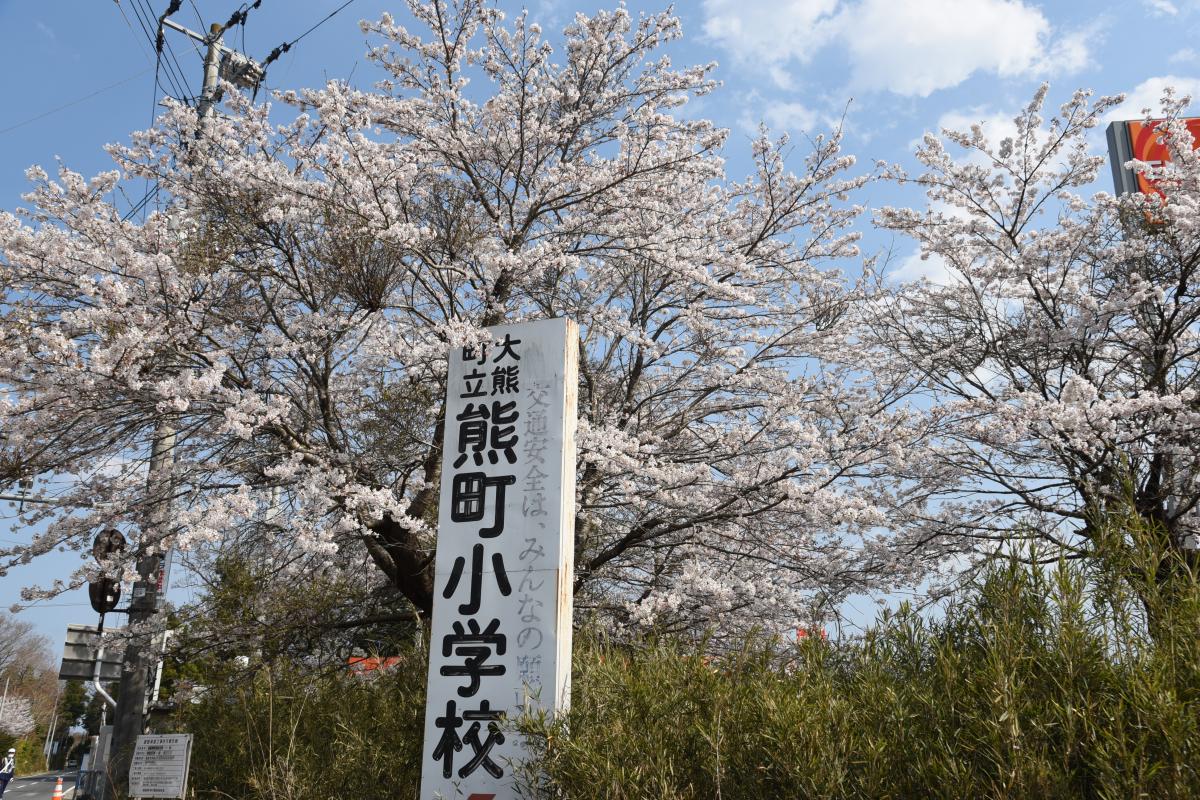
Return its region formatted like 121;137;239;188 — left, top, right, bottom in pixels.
866;85;1200;582
0;1;910;638
0;613;56;735
0;695;34;738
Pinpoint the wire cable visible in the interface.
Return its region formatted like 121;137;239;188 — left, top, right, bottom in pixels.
261;0;358;70
123;184;162;222
133;0;191;102
133;0;177;93
156;0;183;51
131;0;188;101
0;69;153;136
188;0;206;30
154;2;195;102
152;2;194;98
114;0;177;98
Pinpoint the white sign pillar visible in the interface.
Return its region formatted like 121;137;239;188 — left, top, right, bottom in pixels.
420;317;578;799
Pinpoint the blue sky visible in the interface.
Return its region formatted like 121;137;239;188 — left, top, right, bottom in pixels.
2;0;1199;644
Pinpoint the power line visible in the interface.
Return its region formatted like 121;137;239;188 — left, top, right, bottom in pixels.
130;0;191;102
151;1;194;100
123;184;161;222
115;0;182;101
114;1;290;220
0;69;152;136
134;1;185;223
125;0;187;101
154;2;196;101
120;1;262;222
187;0;206;30
124;0;174;94
262;0;358;70
155;1;184;51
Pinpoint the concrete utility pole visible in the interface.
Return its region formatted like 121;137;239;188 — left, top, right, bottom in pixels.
42;683;63;770
107;423;175;794
196;23;225;121
161;16;264;123
105;9;265;791
105;11;264;794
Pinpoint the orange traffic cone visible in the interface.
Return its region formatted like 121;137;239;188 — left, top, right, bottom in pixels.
51;776;63;800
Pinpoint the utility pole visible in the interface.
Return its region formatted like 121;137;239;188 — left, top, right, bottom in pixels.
107;423;175;795
160;16;264;123
104;9;265;793
192;22;225;121
42;683;62;770
102;11;264;796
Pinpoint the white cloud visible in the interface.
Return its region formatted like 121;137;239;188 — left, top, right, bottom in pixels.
1105;75;1200;122
889;249;953;284
764;101;822;134
703;0;839;88
1032;24;1096;75
734;95;830;137
1170;48;1198;64
734;92;848;138
933;108;1019;140
702;0;1095;97
915;107;1021;160
843;0;1050;96
534;0;567;29
1144;0;1180;14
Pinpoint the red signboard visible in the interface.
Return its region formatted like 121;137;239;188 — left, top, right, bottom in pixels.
1128;117;1200;194
1108;117;1200;197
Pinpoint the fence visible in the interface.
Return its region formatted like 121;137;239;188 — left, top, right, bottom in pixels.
74;769;107;800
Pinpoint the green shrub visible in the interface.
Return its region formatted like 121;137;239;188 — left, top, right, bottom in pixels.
177;515;1200;799
177;650;426;799
522;548;1200;799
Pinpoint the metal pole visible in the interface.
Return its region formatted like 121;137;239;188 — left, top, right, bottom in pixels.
42;711;57;770
92;645;117;712
105;13;237;793
92;614;117;712
43;682;63;770
147;630;172;717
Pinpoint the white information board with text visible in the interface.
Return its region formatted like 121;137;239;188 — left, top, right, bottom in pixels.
128;733;193;799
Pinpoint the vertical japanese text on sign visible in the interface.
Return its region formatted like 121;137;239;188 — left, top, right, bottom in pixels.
420;319;577;800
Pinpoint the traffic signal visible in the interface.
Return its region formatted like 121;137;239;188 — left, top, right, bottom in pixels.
89;528;127;614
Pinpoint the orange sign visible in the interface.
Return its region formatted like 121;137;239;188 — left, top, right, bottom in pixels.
347;656;403;674
1126;117;1200;195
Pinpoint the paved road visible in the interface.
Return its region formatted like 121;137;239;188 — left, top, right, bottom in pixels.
0;772;77;800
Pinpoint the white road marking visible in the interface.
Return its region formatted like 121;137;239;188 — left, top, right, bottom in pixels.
1;772;77;800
